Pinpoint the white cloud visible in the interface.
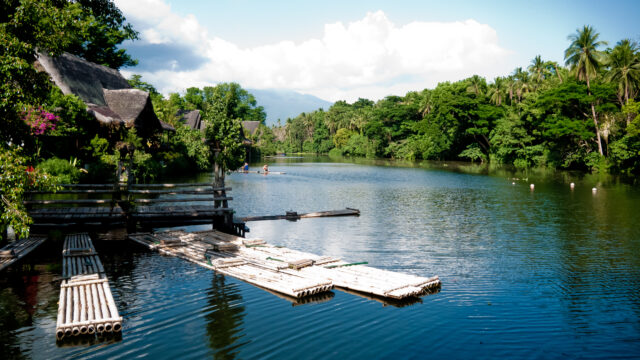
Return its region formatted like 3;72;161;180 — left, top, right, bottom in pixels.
116;1;514;102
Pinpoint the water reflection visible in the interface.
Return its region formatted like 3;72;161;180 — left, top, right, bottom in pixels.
205;273;248;359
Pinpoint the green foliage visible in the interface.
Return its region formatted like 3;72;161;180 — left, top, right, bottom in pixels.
333;128;355;148
459;144;487;163
170;124;211;170
36;157;81;184
1;146;58;240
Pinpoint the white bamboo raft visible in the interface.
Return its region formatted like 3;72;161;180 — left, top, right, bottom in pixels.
0;235;47;271
56;233;122;340
129;229;441;302
128;231;333;299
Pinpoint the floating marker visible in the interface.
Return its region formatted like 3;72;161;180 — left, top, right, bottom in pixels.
592;187;597;192
530;184;535;190
512;182;515;185
570;182;575;189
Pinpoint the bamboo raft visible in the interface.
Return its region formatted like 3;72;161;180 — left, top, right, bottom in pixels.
56;233;122;340
128;231;333;299
129;229;440;302
0;236;47;271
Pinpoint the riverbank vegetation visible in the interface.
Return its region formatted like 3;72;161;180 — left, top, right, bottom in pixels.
264;26;640;174
1;0;639;240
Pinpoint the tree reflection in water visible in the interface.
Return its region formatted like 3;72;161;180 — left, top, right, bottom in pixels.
205;273;249;359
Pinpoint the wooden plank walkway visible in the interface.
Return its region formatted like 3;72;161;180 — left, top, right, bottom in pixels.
129;229;440;303
242;208;360;222
28;205;232;224
56;233;122;340
0;236;47;271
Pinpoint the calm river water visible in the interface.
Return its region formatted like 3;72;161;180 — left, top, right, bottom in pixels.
1;157;639;359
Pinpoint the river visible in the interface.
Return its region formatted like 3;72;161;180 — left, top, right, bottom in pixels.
1;157;639;359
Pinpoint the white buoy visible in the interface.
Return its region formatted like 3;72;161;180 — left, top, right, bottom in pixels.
570;182;575;189
530;184;535;190
512;182;516;185
592;187;597;192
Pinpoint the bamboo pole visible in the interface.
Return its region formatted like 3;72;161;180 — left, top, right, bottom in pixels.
96;282;112;332
102;283;122;332
72;286;80;336
91;283;104;333
63;286;72;337
79;285;88;334
86;284;95;334
56;282;67;340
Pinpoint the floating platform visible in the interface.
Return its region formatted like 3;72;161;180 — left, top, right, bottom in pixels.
0;235;47;271
241;208;360;222
56;233;122;340
129;231;333;299
129;229;440;303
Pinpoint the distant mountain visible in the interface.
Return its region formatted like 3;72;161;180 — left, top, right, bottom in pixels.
248;89;333;127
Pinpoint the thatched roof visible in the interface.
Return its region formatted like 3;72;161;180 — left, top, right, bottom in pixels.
36;52;171;133
242;121;260;136
177;109;205;131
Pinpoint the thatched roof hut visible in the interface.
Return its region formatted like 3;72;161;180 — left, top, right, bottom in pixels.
177;109;205;131
242;121;260;136
36;52;173;135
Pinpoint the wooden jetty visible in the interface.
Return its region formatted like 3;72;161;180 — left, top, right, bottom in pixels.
56;233;122;340
25;183;245;236
0;236;47;271
129;229;440;303
242;208;360;222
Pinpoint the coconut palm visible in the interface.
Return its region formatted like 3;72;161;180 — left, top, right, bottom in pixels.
528;55;546;85
564;25;608;156
466;75;486;96
605;39;640;113
488;77;507;106
512;67;531;102
544;60;564;83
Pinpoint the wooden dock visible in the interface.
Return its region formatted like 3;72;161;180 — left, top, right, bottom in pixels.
56;233;122;340
0;236;47;271
25;183;245;236
129;229;440;303
241;208;360;222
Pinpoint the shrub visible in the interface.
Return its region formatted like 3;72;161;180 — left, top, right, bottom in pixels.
36;157;81;184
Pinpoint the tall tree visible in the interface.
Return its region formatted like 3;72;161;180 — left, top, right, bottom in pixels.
565;25;608;155
605;39;640;121
528;55;546;85
488;77;507;106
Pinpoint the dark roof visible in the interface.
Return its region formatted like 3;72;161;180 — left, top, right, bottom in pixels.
242;121;261;135
177;109;205;131
36;52;168;134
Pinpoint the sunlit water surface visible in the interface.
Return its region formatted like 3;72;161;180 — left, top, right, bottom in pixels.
1;157;639;359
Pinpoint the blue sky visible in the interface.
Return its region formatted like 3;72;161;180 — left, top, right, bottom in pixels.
115;0;640;102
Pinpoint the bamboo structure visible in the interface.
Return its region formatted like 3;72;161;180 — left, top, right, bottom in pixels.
0;236;47;271
128;232;333;299
129;229;441;303
56;233;122;340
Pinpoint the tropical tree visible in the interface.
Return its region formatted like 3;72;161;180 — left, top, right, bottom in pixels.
488;77;507;106
565;25;608;155
528;55;546;86
466;75;486;96
605;39;640;118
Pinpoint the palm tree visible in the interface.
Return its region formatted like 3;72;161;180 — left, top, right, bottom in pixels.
605;39;640;122
564;25;608;156
505;76;516;105
512;67;531;102
528;55;546;85
488;77;507;106
466;75;485;96
545;60;564;82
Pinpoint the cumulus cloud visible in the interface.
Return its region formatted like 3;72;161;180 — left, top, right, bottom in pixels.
115;0;513;102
